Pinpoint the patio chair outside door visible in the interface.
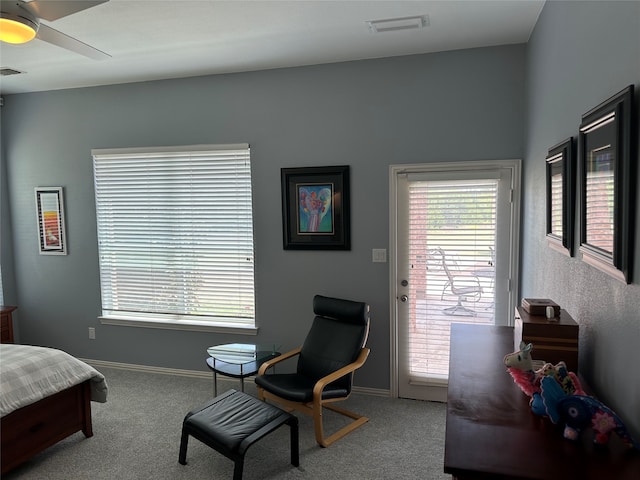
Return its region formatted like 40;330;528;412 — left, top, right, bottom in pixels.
430;247;484;316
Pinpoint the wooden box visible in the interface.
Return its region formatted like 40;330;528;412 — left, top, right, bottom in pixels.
520;298;560;316
514;306;579;372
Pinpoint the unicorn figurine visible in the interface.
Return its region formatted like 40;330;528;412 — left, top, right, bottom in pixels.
504;342;584;415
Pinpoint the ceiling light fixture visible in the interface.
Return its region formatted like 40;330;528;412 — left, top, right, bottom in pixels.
0;5;39;44
367;15;429;33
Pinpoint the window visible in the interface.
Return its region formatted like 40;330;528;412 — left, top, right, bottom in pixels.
545;138;575;256
579;85;633;283
92;144;255;332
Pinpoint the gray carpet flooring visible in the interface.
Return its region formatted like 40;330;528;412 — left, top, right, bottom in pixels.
4;367;449;480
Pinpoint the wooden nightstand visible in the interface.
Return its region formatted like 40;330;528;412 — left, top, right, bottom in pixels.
0;306;17;343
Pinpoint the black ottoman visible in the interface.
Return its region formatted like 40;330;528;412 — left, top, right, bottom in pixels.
179;389;299;480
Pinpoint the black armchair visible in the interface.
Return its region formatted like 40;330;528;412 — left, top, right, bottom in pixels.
255;295;370;447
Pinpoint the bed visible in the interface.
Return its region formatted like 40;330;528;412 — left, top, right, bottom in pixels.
0;343;108;474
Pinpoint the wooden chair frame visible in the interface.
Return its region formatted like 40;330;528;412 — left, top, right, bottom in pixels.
256;346;370;447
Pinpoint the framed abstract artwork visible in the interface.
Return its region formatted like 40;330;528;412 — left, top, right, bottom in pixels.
35;186;67;255
579;85;634;283
281;166;350;250
546;138;575;256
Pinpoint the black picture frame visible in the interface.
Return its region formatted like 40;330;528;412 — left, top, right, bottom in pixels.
579;85;635;283
546;138;575;256
35;186;67;255
281;165;350;250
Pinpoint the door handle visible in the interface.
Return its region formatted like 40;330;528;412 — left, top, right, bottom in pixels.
400;295;408;302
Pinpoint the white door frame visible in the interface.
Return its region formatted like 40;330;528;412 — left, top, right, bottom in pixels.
389;160;522;398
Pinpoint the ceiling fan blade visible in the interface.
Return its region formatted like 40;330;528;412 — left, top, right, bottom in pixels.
25;0;108;21
37;23;110;60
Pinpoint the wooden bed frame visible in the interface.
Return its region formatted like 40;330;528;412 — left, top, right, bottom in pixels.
1;380;93;474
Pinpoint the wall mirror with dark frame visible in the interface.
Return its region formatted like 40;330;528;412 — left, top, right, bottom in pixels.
546;138;574;256
579;85;635;283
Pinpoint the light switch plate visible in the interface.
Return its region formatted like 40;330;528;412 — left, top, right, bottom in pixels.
372;248;387;263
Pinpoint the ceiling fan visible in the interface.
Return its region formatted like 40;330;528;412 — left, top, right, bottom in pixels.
0;0;110;59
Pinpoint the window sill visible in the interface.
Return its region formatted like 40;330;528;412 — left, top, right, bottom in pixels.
546;236;571;257
99;315;258;335
579;246;628;283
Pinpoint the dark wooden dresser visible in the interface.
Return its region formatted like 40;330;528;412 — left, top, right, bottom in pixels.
0;306;17;343
444;323;640;480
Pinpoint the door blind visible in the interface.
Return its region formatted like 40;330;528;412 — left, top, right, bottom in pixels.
407;179;497;379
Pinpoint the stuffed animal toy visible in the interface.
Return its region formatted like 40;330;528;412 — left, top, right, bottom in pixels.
540;376;639;450
503;342;584;416
504;342;639;450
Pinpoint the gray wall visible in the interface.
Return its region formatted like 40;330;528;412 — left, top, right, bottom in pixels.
523;0;640;437
2;0;638;440
1;45;525;391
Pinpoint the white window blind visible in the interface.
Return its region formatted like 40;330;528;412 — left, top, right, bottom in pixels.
92;144;255;328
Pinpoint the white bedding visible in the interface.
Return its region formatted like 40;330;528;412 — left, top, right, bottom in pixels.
0;343;108;417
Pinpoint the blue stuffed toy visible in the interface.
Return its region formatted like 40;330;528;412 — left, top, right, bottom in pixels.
540;376;639;449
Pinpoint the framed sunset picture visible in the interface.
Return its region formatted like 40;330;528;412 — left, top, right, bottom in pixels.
35;186;67;255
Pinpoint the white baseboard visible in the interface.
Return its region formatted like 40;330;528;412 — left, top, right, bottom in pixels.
81;358;391;397
81;358;212;379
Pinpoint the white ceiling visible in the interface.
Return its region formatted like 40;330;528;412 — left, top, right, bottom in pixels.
0;0;545;95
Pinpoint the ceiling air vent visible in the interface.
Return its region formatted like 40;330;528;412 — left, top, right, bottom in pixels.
367;15;429;33
1;68;24;76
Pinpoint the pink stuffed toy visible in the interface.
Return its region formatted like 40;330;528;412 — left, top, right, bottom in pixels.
503;342;584;415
